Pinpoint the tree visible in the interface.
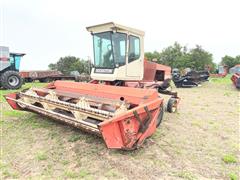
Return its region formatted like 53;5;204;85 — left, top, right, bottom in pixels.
159;42;187;68
48;56;91;75
221;55;240;68
187;45;214;70
145;42;215;71
145;51;161;61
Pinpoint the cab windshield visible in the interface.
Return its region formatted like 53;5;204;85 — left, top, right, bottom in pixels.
93;32;127;68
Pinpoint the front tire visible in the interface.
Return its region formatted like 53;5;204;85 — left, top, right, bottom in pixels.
0;71;23;89
167;98;178;113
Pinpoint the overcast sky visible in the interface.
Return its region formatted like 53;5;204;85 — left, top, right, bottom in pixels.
0;0;239;70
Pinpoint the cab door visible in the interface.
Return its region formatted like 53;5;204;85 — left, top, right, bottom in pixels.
126;35;144;80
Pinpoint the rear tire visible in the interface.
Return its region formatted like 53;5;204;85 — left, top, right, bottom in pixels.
156;104;164;128
167;98;178;113
0;71;23;89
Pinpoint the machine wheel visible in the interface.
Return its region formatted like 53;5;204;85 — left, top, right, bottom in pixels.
0;71;23;89
25;78;33;83
167;98;178;113
156;104;164;128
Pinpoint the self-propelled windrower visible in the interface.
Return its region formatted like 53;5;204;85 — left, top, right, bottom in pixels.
5;22;180;150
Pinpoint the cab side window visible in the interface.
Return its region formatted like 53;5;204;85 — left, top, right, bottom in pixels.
128;35;140;63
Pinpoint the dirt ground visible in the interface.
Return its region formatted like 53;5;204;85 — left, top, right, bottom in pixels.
1;78;239;179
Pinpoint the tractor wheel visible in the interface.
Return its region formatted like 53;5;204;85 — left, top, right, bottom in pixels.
167;98;178;113
0;71;23;89
25;78;33;83
156;104;164;128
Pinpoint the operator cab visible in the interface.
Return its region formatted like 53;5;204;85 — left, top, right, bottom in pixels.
87;22;145;81
0;46;25;72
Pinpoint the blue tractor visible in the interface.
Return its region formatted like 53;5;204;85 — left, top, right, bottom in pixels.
0;46;25;89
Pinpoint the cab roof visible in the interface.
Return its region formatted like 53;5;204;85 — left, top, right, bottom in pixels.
86;22;145;36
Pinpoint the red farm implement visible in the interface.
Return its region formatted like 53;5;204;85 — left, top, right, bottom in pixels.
5;22;180;149
231;64;240;89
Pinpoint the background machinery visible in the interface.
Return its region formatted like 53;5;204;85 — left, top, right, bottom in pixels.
20;70;90;83
230;64;240;89
0;46;25;89
172;68;209;88
210;65;228;78
5;22;180;149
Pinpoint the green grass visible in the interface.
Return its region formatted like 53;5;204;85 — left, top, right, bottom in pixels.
223;92;232;96
191;120;202;128
175;170;196;180
2;169;19;179
48;131;59;139
2;112;55;132
222;154;237;164
229;173;238;180
105;169;120;178
36;151;48;161
61;160;69;165
68;134;82;142
0;82;47;102
151;129;164;140
79;169;90;178
17;114;55;129
3;110;25;117
64;170;79;178
210;75;232;84
2;114;54;130
64;170;89;179
0;162;19;179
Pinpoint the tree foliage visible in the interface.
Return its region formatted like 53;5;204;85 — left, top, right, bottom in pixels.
221;55;240;68
48;56;91;75
159;42;187;67
145;42;215;70
187;45;214;70
145;51;161;62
